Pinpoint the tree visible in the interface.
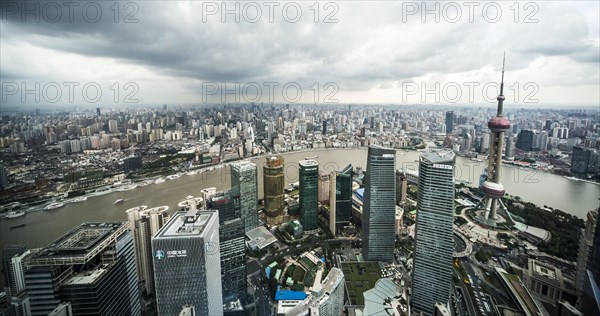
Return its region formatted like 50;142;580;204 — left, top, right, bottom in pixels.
475;250;491;263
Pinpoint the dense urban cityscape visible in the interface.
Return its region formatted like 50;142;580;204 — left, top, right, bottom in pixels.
1;1;600;316
1;95;599;315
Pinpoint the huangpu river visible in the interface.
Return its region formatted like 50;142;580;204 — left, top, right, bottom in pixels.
1;148;598;286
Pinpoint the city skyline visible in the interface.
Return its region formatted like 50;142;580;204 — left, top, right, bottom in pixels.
1;2;599;106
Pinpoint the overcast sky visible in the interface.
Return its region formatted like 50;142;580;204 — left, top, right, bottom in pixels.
1;1;598;108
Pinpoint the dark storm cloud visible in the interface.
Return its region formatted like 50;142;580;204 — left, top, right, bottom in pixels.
1;1;598;104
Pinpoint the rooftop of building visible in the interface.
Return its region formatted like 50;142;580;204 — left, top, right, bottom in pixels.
145;205;169;213
289;220;302;228
179;305;195;316
532;262;557;280
178;196;203;209
27;222;128;266
63;263;109;285
299;159;318;167
231;160;257;170
265;155;284;168
421;149;455;164
246;226;277;250
126;205;148;214
353;188;366;204
275;289;307;301
128;205;169;216
156;210;217;238
513;222;552;243
223;299;244;312
363;278;400;316
319;267;344;295
368;145;395;157
528;259;563;288
207;191;233;205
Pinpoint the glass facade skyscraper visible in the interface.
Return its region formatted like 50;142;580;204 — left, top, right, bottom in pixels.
299;160;319;231
445;111;454;134
362;146;396;262
329;164;353;235
231;161;259;232
24;222;140;316
411;149;456;316
207;191;246;304
152;210;223;316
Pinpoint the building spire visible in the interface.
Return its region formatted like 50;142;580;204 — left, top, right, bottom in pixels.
497;53;506;116
500;52;505;95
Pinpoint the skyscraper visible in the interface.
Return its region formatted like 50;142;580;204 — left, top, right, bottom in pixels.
411;149;456;316
505;133;515;160
311;267;345;315
576;210;597;307
0;165;8;189
318;170;331;204
108;119;118;133
445;111;454;134
126;205;170;296
2;244;27;295
329;164;353;236
299;160;319;231
516;129;535;151
264;155;285;226
7;249;30;295
581;207;600;314
152;210;223;316
362;146;396;262
207;191;246;304
396;170;407;204
124;156;143;173
571;147;592;175
231;161;259;232
200;187;217;208
25;222;140;316
477;56;511;227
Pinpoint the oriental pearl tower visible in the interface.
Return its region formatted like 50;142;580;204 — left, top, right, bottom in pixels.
477;54;511;227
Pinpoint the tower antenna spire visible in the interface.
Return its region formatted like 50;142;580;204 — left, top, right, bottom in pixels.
497;53;506;116
500;52;505;95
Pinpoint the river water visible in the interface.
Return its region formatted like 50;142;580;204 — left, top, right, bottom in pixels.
1;148;598;284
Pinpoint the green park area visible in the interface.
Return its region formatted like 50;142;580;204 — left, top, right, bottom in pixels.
342;262;382;305
291;265;306;283
278;254;321;291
